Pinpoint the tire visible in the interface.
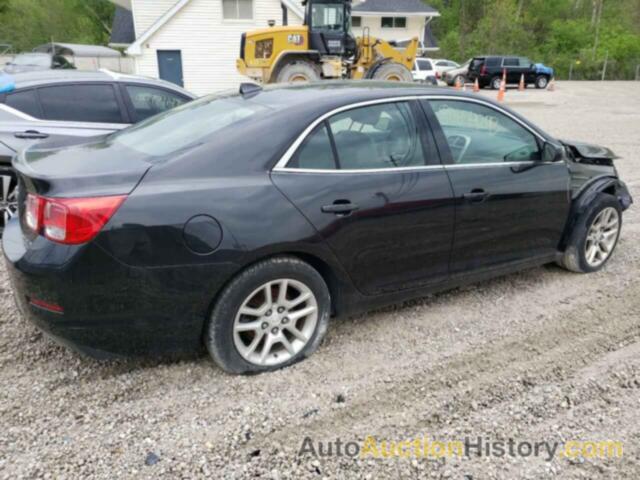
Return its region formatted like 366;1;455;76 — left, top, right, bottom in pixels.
535;75;549;89
454;75;466;87
0;167;18;237
205;256;331;374
558;193;622;273
275;61;321;83
490;76;502;90
371;62;413;82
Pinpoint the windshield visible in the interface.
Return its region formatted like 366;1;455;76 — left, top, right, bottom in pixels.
311;2;345;31
109;93;275;158
10;54;51;67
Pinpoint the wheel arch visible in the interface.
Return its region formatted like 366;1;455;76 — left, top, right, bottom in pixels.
269;50;321;83
201;248;352;340
559;176;631;250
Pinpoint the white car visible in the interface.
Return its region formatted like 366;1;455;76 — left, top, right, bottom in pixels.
411;58;438;85
431;59;460;77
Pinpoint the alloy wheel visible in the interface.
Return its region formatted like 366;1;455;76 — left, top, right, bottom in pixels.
584;207;620;268
0;174;18;229
233;279;318;367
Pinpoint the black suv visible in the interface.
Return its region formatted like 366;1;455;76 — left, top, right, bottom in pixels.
467;56;554;90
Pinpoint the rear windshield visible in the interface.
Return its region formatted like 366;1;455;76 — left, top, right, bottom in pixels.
10;53;51;67
109;93;276;158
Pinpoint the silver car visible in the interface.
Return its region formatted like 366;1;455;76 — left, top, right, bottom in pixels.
0;70;196;231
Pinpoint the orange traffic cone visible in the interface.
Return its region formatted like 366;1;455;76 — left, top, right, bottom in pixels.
548;77;556;91
497;69;506;102
454;76;462;91
518;73;525;91
473;78;480;92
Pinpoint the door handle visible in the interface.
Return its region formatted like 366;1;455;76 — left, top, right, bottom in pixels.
463;189;488;203
15;130;49;140
322;200;359;216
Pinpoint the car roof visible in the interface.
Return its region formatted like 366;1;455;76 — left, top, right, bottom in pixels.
6;70;195;97
228;81;486;115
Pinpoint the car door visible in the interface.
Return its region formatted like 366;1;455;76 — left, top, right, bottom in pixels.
271;100;456;295
502;57;521;83
1;83;129;147
421;98;571;274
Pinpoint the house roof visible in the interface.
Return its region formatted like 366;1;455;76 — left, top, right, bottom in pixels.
353;0;438;15
110;6;135;45
33;43;122;57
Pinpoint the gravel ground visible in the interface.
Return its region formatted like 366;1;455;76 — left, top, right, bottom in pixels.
1;81;639;479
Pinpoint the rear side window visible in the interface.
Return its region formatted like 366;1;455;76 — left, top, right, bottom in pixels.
290;124;336;170
38;84;123;123
4;90;41;118
126;85;189;122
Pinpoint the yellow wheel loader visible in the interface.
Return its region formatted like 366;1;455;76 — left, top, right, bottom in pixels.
237;0;419;84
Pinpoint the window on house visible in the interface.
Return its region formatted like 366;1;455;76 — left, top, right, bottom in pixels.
382;17;407;28
351;16;361;27
222;0;253;20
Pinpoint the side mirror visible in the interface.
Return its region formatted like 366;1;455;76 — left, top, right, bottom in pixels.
542;142;564;162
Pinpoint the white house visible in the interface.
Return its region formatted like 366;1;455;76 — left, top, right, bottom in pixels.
108;0;438;95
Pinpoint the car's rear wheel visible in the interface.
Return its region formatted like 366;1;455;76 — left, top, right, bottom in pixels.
490;76;502;90
205;256;331;374
535;75;549;89
0;168;18;236
559;193;622;273
454;75;466;87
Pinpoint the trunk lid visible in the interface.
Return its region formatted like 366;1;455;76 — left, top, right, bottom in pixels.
13;136;151;198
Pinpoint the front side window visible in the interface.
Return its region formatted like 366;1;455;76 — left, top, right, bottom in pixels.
222;0;253;20
38;84;123;123
311;2;345;31
126;85;189;122
429;100;540;164
5;90;41;118
519;57;532;67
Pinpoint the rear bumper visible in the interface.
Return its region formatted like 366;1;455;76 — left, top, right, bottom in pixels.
3;219;207;358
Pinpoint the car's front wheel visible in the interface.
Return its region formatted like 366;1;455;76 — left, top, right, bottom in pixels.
535;75;549;89
205;256;331;374
559;193;622;273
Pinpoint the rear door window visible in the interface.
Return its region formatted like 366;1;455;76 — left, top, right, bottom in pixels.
38;83;124;123
125;85;189;122
289;124;337;170
328;102;425;170
4;90;42;118
485;57;501;67
503;57;519;67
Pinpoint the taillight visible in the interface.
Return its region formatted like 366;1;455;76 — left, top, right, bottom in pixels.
25;194;126;244
25;193;44;231
480;65;487;75
436;71;441;79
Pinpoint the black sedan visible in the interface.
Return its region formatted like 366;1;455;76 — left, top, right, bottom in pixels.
3;82;632;374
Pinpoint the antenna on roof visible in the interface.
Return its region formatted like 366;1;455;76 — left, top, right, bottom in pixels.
239;82;263;98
